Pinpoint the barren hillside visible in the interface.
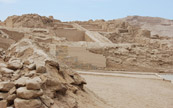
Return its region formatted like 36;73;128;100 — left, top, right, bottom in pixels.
120;16;173;37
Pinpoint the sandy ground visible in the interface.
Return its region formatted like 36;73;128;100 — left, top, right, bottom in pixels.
81;74;173;108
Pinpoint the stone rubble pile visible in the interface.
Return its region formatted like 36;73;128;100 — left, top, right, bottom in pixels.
0;39;89;108
0;59;86;108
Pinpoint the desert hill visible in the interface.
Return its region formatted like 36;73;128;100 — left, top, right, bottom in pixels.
119;16;173;37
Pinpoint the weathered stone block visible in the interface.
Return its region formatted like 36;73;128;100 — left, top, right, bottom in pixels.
26;77;42;90
14;98;42;108
17;87;43;99
0;82;15;92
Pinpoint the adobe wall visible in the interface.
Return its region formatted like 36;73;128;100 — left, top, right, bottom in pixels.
81;24;102;30
55;23;73;28
68;47;106;68
53;45;106;70
54;28;85;41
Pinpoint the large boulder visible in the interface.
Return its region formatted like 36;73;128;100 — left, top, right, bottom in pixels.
16;87;43;99
14;98;42;108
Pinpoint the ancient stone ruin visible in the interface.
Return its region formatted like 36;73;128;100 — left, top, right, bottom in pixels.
0;14;173;108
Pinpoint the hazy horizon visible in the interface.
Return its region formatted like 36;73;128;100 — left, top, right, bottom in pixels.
0;0;173;21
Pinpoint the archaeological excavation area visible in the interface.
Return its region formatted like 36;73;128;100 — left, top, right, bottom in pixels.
0;14;173;108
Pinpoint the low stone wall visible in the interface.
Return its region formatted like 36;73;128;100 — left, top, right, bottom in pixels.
55;23;73;28
81;24;102;30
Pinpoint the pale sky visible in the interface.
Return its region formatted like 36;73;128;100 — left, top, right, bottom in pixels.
0;0;172;21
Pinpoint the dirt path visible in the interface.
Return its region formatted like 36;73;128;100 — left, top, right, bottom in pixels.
81;74;173;108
